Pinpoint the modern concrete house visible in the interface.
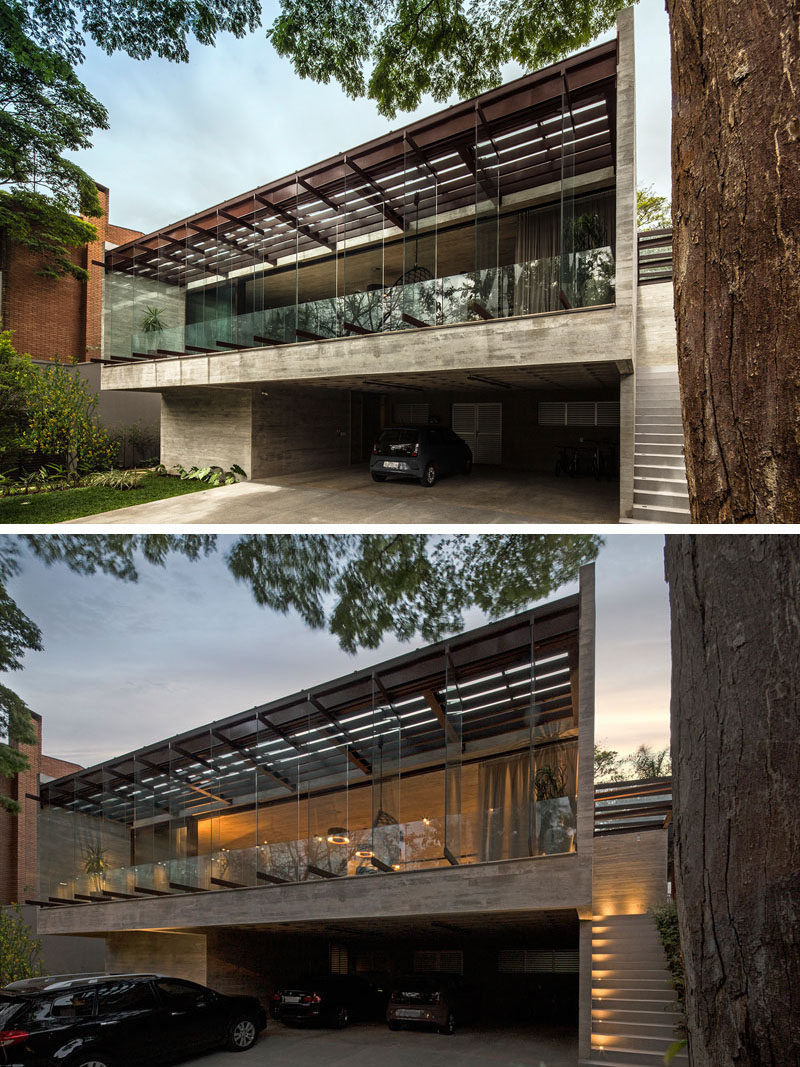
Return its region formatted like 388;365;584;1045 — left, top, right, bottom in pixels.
19;567;683;1064
96;9;688;523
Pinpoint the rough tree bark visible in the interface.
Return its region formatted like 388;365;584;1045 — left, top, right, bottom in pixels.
666;0;800;522
664;535;800;1065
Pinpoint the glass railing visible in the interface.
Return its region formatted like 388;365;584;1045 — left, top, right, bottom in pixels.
126;255;614;358
41;797;577;901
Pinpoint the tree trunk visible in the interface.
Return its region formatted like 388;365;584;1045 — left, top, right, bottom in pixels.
664;536;800;1065
666;0;800;521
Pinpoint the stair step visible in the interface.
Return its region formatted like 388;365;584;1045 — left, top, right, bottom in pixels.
593;1019;682;1038
592;1008;683;1026
593;987;674;1001
634;492;691;511
593;998;682;1013
587;1047;687;1065
632;506;691;524
592;970;670;982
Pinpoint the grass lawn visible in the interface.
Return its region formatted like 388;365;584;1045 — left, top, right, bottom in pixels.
0;473;212;524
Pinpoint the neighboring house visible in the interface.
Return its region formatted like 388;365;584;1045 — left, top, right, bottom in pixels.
19;566;683;1062
0;712;82;906
0;186;141;364
96;9;688;522
0;186;161;448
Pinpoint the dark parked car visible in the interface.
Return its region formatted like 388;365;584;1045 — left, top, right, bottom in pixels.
370;426;472;487
271;974;384;1028
386;974;463;1035
0;973;267;1067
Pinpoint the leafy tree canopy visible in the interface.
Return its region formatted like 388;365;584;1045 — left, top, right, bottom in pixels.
269;0;629;118
594;741;671;782
0;902;42;978
637;184;671;231
0;534;601;808
0;0;260;277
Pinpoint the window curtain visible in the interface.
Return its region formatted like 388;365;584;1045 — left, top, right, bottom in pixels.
514;206;561;315
477;751;532;862
533;738;579;855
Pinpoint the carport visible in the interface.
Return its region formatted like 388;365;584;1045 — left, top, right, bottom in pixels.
189;908;580;1035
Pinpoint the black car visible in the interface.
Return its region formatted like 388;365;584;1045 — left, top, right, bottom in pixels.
271;974;384;1029
0;973;267;1067
370;426;472;487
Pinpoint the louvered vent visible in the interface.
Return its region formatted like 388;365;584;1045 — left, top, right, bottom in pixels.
414;949;464;974
394;402;430;425
537;401;620;427
497;949;579;974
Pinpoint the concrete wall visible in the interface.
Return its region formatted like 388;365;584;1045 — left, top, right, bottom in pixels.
101;307;629;394
592;828;669;916
251;385;350;478
76;362;161;433
105;930;207;985
161;387;252;473
636;282;678;369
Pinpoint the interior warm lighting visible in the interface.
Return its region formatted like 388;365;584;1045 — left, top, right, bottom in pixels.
355;844;375;858
327;826;351;845
422;817;431;826
392;864;401;870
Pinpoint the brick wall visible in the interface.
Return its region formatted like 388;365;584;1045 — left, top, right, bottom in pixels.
0;714;82;905
0;185;142;363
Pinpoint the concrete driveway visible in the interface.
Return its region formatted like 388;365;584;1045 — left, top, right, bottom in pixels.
66;466;618;525
181;1020;577;1067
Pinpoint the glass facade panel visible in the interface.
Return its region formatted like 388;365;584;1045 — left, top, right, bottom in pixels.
38;607;584;900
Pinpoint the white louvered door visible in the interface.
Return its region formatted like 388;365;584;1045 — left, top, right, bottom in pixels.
452;402;502;464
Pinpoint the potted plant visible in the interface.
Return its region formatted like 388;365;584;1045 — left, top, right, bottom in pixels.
141;306;167;333
533;764;576;855
82;844;109;893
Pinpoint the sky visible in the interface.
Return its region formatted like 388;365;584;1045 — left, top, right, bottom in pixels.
4;534;670;768
65;0;673;236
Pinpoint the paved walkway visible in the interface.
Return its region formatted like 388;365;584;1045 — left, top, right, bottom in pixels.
182;1020;577;1066
66;467;619;525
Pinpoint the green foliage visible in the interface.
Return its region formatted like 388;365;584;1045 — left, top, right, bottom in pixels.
141;306;167;333
533;764;568;799
0;0;105;277
0;903;42;983
594;744;626;782
594;742;671;782
0;330;28;453
3;335;117;471
269;0;629;118
652;901;686;1016
174;463;247;486
0;535;40;811
637;184;671;231
1;0;260;277
630;742;671;778
87;469;146;489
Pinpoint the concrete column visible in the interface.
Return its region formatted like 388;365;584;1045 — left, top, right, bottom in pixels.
615;7;638;519
576;564;596;859
619;370;636;517
578;917;594;1060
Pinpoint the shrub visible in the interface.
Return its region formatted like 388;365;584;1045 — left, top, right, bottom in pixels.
87;470;147;490
652;901;685;1014
174;463;246;487
0;903;43;986
2;333;116;472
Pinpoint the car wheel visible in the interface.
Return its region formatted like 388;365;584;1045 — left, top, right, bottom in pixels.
371;472;387;482
388;1021;403;1031
463;456;472;475
420;463;437;487
335;1006;350;1029
438;1012;456;1036
227;1016;258;1051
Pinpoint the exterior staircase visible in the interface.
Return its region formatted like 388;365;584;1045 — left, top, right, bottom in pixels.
580;913;688;1067
633;367;691;523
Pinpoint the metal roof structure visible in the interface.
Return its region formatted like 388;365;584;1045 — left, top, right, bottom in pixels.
104;39;618;288
40;596;580;822
593;777;673;835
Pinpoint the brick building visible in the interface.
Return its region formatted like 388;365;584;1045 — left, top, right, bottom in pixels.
0;712;81;906
0;185;141;364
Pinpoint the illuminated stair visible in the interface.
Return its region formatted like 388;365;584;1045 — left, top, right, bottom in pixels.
580;913;687;1066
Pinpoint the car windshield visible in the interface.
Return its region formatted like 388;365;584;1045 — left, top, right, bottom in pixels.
375;429;420;455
